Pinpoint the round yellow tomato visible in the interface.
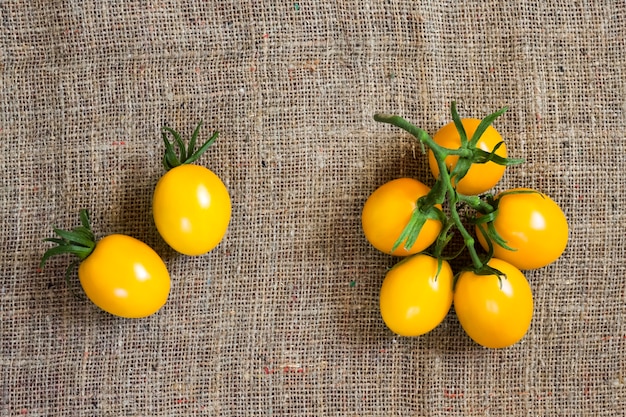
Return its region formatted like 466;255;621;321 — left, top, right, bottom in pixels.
153;164;231;256
453;258;533;348
476;188;568;270
380;254;453;336
428;118;507;195
79;234;171;318
362;178;442;256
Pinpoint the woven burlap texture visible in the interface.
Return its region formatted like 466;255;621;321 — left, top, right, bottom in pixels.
1;1;624;416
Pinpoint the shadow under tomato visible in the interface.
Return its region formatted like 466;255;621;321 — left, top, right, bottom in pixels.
115;176;179;263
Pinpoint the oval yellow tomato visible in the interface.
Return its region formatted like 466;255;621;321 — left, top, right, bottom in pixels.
380;254;453;336
153;164;231;256
362;178;442;256
428;118;507;195
453;258;533;348
476;188;568;270
79;234;170;318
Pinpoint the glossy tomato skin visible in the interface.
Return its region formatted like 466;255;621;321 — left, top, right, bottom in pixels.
380;254;453;336
428;118;507;195
453;258;533;348
153;164;231;256
362;178;442;256
476;188;568;270
78;234;170;318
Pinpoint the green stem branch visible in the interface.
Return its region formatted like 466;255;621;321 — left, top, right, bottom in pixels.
373;114;472;158
431;142;485;270
458;194;495;214
373;112;487;270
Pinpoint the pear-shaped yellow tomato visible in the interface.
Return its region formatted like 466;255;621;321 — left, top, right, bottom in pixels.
476;188;568;270
428;118;507;195
153;164;231;256
153;122;231;256
362;178;442;256
453;258;533;348
380;254;453;336
41;210;170;319
79;234;170;318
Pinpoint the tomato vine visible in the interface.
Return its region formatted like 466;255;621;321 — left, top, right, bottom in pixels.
373;102;524;276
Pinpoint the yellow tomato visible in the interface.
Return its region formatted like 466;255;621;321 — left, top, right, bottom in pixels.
79;234;170;318
153;164;231;256
453;258;533;348
428;118;507;195
380;254;453;336
476;188;569;270
362;178;442;256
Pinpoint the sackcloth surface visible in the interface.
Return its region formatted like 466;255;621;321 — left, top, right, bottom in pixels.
1;1;625;416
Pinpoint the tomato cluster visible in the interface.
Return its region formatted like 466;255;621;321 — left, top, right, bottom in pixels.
365;103;568;348
41;122;230;318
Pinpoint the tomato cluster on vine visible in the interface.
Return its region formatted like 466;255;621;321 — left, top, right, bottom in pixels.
364;102;569;348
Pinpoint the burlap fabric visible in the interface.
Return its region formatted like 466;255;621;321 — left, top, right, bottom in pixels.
1;1;624;415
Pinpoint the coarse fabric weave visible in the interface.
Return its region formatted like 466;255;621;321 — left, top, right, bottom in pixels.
1;1;625;416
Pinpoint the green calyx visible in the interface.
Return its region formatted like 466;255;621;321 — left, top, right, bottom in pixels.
40;209;96;291
373;101;525;274
468;189;543;255
162;120;219;171
446;102;523;185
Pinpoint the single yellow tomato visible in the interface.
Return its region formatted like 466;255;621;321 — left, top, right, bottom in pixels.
153;164;231;256
476;188;568;270
380;254;453;336
41;210;170;318
79;234;170;318
453;258;533;348
428;118;507;195
362;178;442;256
153;122;231;256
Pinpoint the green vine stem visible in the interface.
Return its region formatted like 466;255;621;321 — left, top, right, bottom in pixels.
373;102;524;274
373;112;486;270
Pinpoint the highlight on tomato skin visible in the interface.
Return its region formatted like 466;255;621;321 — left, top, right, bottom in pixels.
361;178;442;257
